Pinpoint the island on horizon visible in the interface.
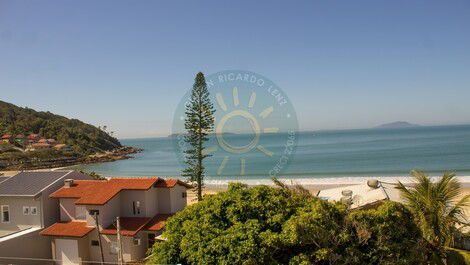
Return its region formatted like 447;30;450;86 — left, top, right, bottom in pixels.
375;121;421;129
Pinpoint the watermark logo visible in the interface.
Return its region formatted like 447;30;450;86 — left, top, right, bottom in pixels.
172;70;298;178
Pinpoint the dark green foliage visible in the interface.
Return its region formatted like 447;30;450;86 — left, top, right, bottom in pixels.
79;170;106;180
0;100;121;154
182;72;215;201
446;248;470;265
397;170;470;263
348;202;425;264
149;184;424;265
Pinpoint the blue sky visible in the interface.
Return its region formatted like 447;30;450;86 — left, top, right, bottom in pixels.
1;0;469;138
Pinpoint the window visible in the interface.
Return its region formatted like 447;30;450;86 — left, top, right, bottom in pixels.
30;207;37;215
1;205;9;223
110;241;118;255
182;192;187;198
91;240;99;246
89;209;100;216
132;201;141;215
133;237;141;246
23;206;30;215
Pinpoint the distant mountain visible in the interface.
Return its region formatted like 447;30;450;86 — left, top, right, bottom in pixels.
375;121;421;129
0;100;122;154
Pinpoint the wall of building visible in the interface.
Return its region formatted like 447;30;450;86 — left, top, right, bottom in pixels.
85;194;121;229
144;188;159;216
59;198;76;221
119;190;147;217
77;236;90;264
0;229;52;265
156;188;172;214
0;196;41;233
170;184;187;213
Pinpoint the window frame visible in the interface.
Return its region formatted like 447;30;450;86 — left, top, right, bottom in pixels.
132;201;141;215
1;205;10;223
30;206;38;215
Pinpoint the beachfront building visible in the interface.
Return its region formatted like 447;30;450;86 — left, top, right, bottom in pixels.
41;177;191;264
316;179;401;210
0;171;94;265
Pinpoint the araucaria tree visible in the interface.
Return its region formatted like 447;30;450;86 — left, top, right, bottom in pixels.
182;72;215;201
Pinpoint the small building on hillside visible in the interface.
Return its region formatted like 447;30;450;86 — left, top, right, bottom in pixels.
29;142;52;150
41;177;192;264
47;139;57;145
0;134;14;144
316;180;402;210
53;144;72;151
27;134;40;143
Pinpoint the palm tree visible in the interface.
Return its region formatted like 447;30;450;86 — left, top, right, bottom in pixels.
271;177;311;196
396;170;470;263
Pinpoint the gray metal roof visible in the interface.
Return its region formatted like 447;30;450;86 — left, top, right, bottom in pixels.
0;176;10;184
0;171;75;196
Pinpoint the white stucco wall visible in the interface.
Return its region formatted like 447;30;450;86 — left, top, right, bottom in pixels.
170;184;187;213
0;196;41;233
119;190;147;217
85;194;121;229
144;188;159;216
59;198;76;222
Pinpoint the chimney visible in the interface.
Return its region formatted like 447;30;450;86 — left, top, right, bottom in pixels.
64;179;74;188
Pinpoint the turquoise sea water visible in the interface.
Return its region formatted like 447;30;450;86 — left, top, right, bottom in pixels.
72;125;470;181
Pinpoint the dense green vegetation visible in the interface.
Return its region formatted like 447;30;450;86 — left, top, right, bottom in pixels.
0;100;121;154
149;183;424;265
447;248;470;265
397;170;470;263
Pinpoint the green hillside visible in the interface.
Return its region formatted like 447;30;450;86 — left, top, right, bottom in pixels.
0;100;121;154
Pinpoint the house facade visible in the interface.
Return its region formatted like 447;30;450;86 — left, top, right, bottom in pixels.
0;171;94;265
1;134;14;144
41;177;191;264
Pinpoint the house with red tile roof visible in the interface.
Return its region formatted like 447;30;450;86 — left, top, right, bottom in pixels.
0;134;14;144
27;134;40;143
41;177;191;264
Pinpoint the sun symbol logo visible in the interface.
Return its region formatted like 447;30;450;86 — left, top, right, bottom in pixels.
172;70;298;179
203;87;279;176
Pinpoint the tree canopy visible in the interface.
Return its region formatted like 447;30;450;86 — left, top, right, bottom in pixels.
149;183;424;265
397;170;470;263
182;72;215;201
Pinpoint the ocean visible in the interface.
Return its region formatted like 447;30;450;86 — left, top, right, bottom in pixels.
71;125;470;184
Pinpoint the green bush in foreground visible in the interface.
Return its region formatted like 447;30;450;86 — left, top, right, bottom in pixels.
149;183;424;265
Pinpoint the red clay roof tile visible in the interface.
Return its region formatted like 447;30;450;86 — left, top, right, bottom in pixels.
50;177;191;205
41;221;95;237
144;213;173;231
50;178;159;205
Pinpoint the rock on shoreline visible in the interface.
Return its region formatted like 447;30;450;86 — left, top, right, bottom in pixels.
0;146;143;170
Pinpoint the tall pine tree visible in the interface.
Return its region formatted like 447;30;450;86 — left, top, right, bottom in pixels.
182;72;215;201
